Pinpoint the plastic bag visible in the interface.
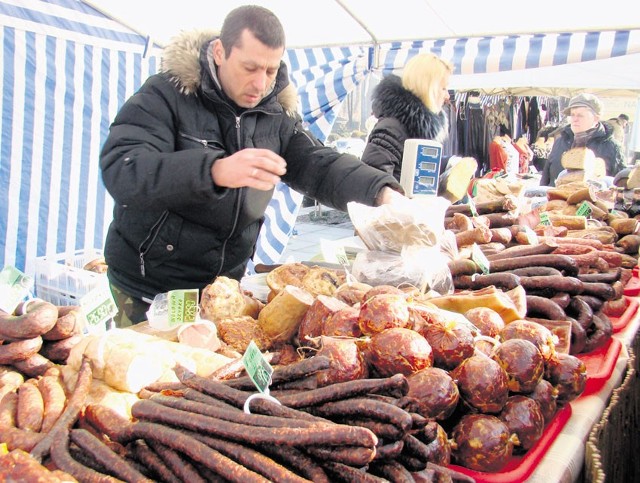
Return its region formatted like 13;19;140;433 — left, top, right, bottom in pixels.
347;195;450;253
351;245;454;295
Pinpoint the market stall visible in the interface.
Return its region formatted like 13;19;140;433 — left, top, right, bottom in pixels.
2;178;640;481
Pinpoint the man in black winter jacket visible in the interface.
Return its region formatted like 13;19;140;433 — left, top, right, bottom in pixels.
100;5;401;326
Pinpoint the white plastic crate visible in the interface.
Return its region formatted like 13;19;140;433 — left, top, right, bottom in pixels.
34;249;107;306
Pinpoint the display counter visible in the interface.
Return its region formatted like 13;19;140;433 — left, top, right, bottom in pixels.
526;295;640;482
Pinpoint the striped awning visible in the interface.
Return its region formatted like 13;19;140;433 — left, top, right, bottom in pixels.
377;29;640;76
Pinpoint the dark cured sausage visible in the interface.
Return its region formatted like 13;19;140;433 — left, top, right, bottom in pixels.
0;301;58;340
0;337;43;364
148;393;323;429
70;428;153;482
259;445;330;483
129;440;182;483
525;296;567;320
488;254;579;276
131;399;378;448
50;428;121;483
147;441;207;483
188;430;311;483
520;276;584;296
453;273;521;291
120;421;270;483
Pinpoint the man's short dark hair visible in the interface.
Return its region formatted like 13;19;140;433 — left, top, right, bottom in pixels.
619;113;630;122
220;5;285;58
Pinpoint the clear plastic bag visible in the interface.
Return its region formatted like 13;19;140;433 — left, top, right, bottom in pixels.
351;245;454;295
347;195;450;253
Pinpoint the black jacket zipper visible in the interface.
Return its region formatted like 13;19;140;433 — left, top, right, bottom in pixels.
138;211;170;277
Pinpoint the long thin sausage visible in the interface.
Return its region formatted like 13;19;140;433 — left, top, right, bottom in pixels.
131;399;378;448
129;440;182;483
16;380;44;432
120;421;270;483
30;356;92;462
38;374;67;433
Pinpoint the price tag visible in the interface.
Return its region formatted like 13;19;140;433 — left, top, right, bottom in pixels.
523;226;539;245
242;340;274;394
468;197;479;218
80;281;117;334
471;243;490;275
575;201;592;218
539;212;552;226
167;289;199;327
0;266;34;313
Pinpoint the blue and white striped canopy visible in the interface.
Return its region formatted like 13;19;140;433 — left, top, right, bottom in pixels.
2;0;639;283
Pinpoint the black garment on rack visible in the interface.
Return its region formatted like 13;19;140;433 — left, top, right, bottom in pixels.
462;100;486;176
528;97;541;143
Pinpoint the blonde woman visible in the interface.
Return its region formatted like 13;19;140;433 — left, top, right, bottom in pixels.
361;53;453;182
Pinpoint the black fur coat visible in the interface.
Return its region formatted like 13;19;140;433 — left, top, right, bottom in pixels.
362;74;448;181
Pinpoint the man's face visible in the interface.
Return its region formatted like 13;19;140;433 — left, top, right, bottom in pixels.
213;29;284;109
568;106;599;134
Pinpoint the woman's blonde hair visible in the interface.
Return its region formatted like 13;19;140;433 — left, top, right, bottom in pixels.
401;53;453;113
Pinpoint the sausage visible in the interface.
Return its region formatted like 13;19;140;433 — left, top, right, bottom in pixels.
369;461;416;482
16;380;44;432
30;356;93;462
0;300;58;340
552;244;600;267
489;254;579;277
305;397;413;435
596;250;624;268
189;430;312;483
525;295;567;320
580;282;616;301
131;399;378;448
322;461;388;483
566;297;594;331
577;268;622;284
276;374;409;408
121;421;270;483
520;276;584;296
550;293;571;309
331;417;405;440
0;336;43;364
575;295;605;312
453;273;521;291
37;374;67;433
455;226;493;248
11;353;55;378
486;242;558;261
538;236;605;249
129;440;182;483
583;312;613;353
147;440;206;483
70;428;154;482
447;258;479;276
511;266;563;277
50;428;121;483
373;440;405;461
0;390;18;429
224;356;331;390
2;427;46;452
42;306;82;340
149;393;323;429
38;334;83;363
259;444;330;483
569;318;587;355
489;228;513;245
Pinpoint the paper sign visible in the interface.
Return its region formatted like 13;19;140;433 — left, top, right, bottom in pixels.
167;289;199;327
471;243;490;275
80;281;117;334
243;341;274;394
0;266;34;314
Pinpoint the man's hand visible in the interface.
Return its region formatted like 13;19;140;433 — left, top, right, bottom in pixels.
375;186;404;205
211;148;287;191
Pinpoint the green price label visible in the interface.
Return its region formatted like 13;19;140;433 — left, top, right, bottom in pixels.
0;266;34;313
539;212;552;226
468;198;479;217
80;281;117;334
167;289;199;327
471;243;490;275
243;340;273;394
575;201;592;218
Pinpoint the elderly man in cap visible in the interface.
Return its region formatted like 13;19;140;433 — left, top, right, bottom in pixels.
540;93;625;186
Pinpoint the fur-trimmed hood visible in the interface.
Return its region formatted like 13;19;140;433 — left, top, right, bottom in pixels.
371;74;448;142
160;29;298;116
